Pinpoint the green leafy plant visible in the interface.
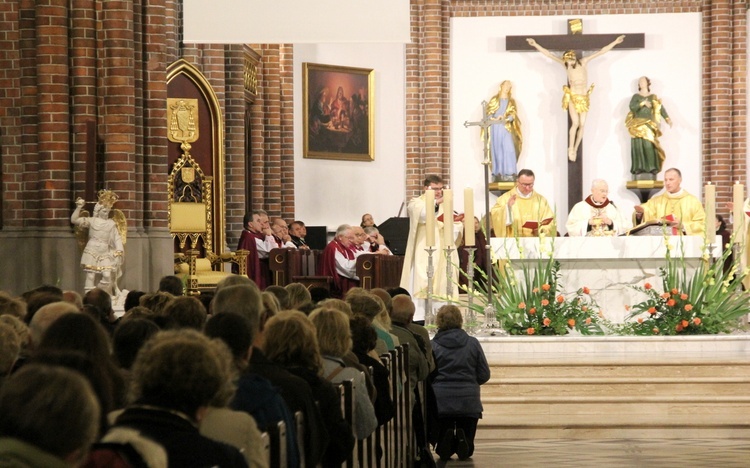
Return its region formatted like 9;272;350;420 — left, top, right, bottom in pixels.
459;237;605;335
621;234;750;335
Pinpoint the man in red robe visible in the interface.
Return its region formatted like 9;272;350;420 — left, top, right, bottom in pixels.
318;224;384;298
236;210;276;289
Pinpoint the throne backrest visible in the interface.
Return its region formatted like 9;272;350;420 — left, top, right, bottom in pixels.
168;154;213;253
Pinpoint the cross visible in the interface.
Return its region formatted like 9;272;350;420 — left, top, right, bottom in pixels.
506;19;644;212
464;100;507;321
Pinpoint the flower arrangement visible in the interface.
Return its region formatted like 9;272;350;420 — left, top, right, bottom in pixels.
462;238;605;336
621;234;750;335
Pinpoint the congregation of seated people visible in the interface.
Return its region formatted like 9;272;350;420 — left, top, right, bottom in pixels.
0;269;450;467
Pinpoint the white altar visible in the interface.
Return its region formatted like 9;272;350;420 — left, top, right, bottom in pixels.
490;235;721;323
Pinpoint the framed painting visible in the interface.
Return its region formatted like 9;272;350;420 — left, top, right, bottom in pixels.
303;63;374;161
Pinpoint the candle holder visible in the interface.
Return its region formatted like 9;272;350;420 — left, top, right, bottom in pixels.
444;245;455;299
464;247;477;333
424;246;436;328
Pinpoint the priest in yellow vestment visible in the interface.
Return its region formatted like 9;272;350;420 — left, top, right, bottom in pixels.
491;169;556;238
634;167;706;236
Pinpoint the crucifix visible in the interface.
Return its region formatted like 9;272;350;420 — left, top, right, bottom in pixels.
464;103;506;331
506;19;644;210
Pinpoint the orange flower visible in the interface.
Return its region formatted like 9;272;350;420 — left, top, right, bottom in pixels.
637;317;644;324
526;327;536;335
681;320;689;328
543;317;551;326
556;295;565;303
529;307;537;315
648;307;657;315
693;317;702;325
582;286;590;295
680;293;688;300
624;305;631;311
532;287;539;293
585;317;592;324
652;327;660;334
666;299;676;307
684;304;693;312
541;284;551;291
644;283;652;290
676;323;684;332
671;288;679;295
567;318;576;327
541;299;550;306
582;306;588;312
518;302;526;310
660;293;670;299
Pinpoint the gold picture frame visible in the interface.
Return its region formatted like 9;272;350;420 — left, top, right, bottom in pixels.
303;63;374;161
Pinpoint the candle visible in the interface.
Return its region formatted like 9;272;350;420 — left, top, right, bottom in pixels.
464;187;475;246
443;189;454;247
733;182;745;245
425;189;436;247
704;182;715;242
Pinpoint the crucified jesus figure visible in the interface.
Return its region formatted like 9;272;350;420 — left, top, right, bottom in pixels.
526;34;625;161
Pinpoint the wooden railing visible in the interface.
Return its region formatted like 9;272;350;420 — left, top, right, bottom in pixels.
269;248;405;292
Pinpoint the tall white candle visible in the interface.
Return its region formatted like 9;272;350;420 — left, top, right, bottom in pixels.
733;182;745;245
464;188;475;247
443;189;454;247
425;189;436;247
704;182;715;242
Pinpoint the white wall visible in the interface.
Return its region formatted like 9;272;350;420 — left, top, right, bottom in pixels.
450;13;702;234
294;44;406;231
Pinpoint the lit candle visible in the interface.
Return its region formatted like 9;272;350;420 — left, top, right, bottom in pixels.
425;189;436;247
733;181;745;245
464;187;475;246
443;189;454;247
704;182;715;241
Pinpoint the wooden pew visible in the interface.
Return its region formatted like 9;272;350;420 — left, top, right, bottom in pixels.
339;379;357;468
356;254;405;290
269;248;320;286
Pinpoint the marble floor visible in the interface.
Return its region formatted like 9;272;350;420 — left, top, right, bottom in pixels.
433;438;750;467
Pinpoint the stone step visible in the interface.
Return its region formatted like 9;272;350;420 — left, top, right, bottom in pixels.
481;398;750;417
482;380;750;397
487;362;750;379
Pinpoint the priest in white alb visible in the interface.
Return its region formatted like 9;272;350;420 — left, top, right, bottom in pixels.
566;179;631;236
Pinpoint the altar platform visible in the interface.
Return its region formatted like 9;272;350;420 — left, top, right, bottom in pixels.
474;333;750;440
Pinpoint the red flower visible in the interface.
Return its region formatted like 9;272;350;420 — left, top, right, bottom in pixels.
518;302;526;310
582;306;588;312
585;317;592;324
648;307;657;315
582;286;590;295
543;317;551;326
680;293;688;300
556;295;565;303
526;327;536;335
529;307;537;315
637;317;644;324
671;288;679;295
684;304;693;312
693;317;702;325
541;299;550;307
652;327;660;334
676;323;684;332
666;299;676;307
660;293;670;299
644;283;652;290
541;284;551;291
681;320;689;328
567;319;576;327
532;287;539;293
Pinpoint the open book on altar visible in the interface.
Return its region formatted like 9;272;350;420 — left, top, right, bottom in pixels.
437;212;465;223
522;217;553;230
624;220;681;236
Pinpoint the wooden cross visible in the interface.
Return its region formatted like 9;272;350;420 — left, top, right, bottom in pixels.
506;19;644;212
